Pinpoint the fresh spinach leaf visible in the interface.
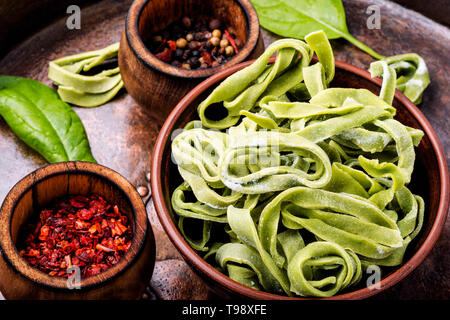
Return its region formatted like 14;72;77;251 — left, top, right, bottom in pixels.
0;76;97;163
251;0;431;104
251;0;384;59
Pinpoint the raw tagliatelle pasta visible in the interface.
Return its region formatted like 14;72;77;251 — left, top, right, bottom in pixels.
48;43;124;107
170;31;425;297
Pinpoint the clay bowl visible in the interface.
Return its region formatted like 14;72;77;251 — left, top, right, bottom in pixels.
151;58;449;299
119;0;264;120
0;162;155;300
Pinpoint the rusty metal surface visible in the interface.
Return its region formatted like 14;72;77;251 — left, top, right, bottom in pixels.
0;0;448;299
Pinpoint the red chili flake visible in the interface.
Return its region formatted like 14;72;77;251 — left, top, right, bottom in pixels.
69;196;88;208
79;234;92;247
225;29;239;54
59;240;73;253
40;210;52;224
201;52;213;66
88;223;101;234
77;208;94;220
167;40;177;51
75;220;90;230
155;47;172;63
65;255;72;267
38;225;50;241
24;248;40;257
85;264;103;277
72;195;90;203
96;244;115;253
155;38;167;53
18;194;132;278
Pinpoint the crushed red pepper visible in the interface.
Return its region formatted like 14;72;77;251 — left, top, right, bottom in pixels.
224;29;239;54
18;194;132;278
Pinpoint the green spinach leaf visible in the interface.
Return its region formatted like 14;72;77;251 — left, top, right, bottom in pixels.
251;0;384;59
0;76;96;163
251;0;431;104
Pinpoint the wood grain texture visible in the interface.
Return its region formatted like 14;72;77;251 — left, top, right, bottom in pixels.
0;0;448;299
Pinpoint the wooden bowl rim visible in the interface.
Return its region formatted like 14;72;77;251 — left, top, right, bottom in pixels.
0;161;152;291
124;0;261;79
151;58;450;300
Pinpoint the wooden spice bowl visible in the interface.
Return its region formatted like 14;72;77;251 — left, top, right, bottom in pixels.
0;162;155;300
151;58;449;299
119;0;265;120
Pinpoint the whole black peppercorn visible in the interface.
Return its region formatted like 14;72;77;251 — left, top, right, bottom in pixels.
209;18;222;30
188;41;200;50
182;49;191;60
188;57;200;69
182;16;191;28
203;31;212;40
194;32;204;41
191;50;200;57
172;24;182;35
174;48;184;58
205;41;214;51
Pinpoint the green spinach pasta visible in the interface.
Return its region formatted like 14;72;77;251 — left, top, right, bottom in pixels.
170;31;425;297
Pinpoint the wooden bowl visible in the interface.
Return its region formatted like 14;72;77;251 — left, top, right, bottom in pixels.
151;58;450;299
0;162;155;300
119;0;265;120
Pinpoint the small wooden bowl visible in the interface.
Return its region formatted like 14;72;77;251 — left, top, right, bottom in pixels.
0;162;155;300
151;58;449;299
119;0;264;120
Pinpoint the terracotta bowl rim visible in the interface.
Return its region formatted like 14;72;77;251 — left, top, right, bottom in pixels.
151;58;449;300
0;161;154;291
124;0;261;79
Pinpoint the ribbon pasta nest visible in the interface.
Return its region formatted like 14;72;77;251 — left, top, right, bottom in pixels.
170;31;425;297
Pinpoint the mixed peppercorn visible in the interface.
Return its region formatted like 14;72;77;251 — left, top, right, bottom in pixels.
148;16;242;69
18;194;132;278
